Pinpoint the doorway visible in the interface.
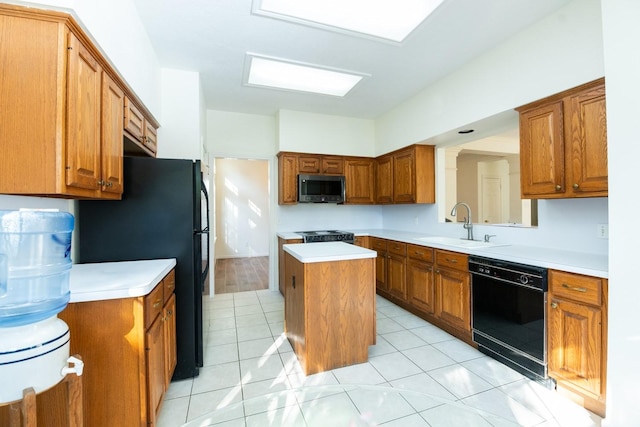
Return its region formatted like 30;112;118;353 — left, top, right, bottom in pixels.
212;158;270;294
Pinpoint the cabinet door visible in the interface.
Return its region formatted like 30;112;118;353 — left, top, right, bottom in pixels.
322;156;344;175
345;158;375;204
278;154;298;204
548;297;602;397
146;315;164;427
298;155;321;174
393;148;416;203
124;96;144;142
387;253;407;301
66;32;102;192
519;101;565;197
375;155;393;204
144;121;158;154
568;83;608;195
101;72;124;196
374;250;387;292
163;293;177;389
407;259;434;314
435;268;471;332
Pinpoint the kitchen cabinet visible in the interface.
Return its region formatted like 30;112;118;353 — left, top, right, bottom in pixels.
370;237;389;292
277;153;299;205
278;236;303;295
345;157;375;204
124;96;159;156
518;78;607;199
375;154;394;204
0;5;159;199
353;235;370;248
298;154;344;175
375;145;436;204
387;241;408;301
283;250;375;375
548;270;607;417
58;268;177;427
434;250;471;335
406;244;435;314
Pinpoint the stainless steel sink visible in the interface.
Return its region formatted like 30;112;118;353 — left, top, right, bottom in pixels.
414;236;510;249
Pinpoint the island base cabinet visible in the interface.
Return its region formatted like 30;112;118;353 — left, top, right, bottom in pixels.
284;253;375;375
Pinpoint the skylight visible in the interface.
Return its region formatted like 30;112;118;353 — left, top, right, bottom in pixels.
246;54;365;97
253;0;445;43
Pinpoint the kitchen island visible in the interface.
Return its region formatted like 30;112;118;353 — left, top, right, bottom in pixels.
283;242;377;375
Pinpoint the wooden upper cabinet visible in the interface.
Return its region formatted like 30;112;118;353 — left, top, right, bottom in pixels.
298;155;344;175
518;78;607;199
322;156;344;175
124;96;158;156
0;5;158;199
278;153;299;205
101;72;125;195
377;145;435;204
375;155;394;204
298;155;321;174
345;157;375;204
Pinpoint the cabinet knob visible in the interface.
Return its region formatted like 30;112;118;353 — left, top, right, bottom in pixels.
550;301;558;309
97;180;105;186
573;183;579;189
555;185;562;191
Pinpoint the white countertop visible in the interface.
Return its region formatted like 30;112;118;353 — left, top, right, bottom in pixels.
283;242;376;263
69;258;177;302
278;229;608;278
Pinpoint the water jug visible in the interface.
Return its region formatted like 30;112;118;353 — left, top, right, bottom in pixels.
0;210;73;327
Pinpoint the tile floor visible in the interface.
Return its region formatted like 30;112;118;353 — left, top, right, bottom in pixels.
157;290;603;427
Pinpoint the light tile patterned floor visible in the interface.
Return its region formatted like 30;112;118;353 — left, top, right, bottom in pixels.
157;290;603;427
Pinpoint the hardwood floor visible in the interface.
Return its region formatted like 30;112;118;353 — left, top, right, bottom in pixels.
213;256;269;294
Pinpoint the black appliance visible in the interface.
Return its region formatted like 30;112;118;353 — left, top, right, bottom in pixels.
77;156;209;380
298;174;345;203
469;256;549;383
296;230;355;244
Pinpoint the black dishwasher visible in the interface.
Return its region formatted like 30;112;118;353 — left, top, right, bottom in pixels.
469;256;549;382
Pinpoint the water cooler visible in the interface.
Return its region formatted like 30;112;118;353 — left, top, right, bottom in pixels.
0;210;82;405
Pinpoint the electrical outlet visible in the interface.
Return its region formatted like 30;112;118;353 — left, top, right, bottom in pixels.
414;216;419;225
596;224;609;239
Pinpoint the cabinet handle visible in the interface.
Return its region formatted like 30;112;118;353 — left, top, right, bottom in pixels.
414;251;423;256
555;185;562;191
446;258;458;264
292;275;296;289
551;301;558;309
97;180;105;186
562;283;587;293
573;183;579;189
153;300;162;309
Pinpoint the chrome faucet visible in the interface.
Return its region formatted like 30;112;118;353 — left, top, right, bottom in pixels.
450;202;474;241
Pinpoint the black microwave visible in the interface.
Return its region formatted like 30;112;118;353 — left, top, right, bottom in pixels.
298;174;345;203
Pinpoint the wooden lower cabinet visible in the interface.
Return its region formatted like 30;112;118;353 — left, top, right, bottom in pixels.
387;241;407;301
548;270;607;417
406;244;435;314
283;252;376;375
58;269;177;427
370;237;389;292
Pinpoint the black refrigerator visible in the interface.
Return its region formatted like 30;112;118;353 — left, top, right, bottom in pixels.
77;156;209;380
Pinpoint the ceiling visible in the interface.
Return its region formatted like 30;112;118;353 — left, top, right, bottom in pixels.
131;0;572;120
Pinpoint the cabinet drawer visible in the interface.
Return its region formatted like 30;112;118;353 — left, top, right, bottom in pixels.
435;250;468;271
370;237;388;252
387;241;406;256
550;270;602;306
124;96;144;141
407;244;433;262
145;283;164;326
322;157;344;175
163;269;176;303
298;156;321;173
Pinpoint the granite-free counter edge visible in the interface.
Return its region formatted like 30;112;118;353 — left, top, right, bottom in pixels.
69;258;177;303
283;241;376;263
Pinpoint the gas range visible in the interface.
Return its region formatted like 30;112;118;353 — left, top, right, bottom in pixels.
296;230;355;244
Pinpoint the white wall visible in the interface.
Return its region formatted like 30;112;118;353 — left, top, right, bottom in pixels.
9;0;162;116
158;69;202;160
601;1;640;426
277;110;375;157
214;159;270;258
208;111;277;158
375;0;604;155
